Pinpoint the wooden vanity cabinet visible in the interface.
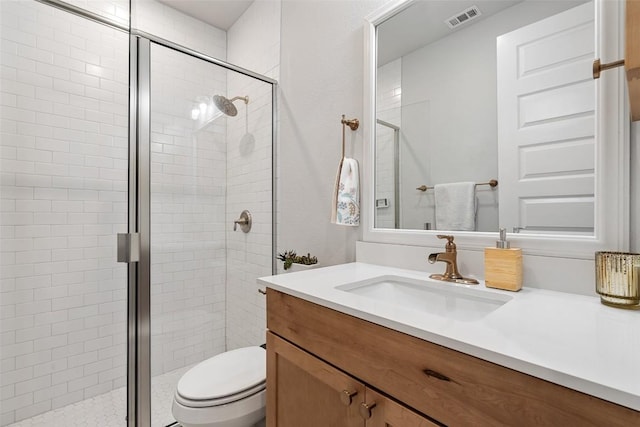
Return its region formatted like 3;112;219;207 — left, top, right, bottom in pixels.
266;289;640;427
266;331;437;427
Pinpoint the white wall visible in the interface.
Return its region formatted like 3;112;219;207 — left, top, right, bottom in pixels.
226;0;280;351
278;0;387;269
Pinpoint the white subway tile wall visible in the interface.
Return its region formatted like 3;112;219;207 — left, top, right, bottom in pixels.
225;0;280;351
375;59;402;229
0;1;129;425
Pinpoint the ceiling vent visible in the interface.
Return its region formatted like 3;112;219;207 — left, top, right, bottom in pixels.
445;5;482;29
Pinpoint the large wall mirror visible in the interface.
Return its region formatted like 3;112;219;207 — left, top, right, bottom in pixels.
363;0;629;258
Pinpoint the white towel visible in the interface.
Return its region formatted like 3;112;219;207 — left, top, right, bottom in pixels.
331;158;360;226
434;182;476;231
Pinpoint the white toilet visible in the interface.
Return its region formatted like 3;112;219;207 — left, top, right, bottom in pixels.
172;346;266;427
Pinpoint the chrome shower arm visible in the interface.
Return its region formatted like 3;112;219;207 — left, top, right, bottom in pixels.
228;96;249;104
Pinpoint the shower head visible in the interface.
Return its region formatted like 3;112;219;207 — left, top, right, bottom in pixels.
212;95;249;117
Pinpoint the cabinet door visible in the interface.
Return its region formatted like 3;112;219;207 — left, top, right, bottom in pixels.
364;389;439;427
267;332;365;427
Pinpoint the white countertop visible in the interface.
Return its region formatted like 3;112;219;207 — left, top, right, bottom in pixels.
258;262;640;411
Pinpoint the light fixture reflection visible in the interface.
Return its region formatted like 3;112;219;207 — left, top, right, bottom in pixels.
191;95;225;130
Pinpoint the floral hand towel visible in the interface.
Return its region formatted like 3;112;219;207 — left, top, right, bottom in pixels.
332;158;359;226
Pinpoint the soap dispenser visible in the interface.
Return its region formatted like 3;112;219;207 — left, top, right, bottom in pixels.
484;228;522;291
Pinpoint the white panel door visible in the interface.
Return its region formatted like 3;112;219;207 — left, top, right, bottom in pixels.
497;2;595;234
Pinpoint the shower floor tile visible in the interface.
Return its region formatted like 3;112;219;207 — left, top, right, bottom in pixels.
8;365;191;427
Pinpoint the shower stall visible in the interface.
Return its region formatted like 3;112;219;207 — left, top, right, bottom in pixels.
0;1;276;426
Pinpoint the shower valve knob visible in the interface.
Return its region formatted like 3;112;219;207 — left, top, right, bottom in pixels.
233;210;252;233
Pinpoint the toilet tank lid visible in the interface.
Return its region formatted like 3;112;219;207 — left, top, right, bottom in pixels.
177;346;266;401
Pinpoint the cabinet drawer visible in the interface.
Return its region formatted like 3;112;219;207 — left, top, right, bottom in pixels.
267;289;640;426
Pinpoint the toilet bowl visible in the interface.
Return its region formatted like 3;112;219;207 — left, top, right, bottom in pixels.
172;346;266;427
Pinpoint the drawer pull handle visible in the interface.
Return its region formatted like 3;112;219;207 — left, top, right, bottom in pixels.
424;369;452;382
339;389;357;406
359;402;377;420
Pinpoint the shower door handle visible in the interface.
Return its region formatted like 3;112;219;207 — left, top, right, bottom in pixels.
117;233;140;263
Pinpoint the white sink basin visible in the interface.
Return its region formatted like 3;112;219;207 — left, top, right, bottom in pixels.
336;275;512;321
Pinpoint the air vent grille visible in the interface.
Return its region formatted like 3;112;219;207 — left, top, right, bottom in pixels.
445;5;482;29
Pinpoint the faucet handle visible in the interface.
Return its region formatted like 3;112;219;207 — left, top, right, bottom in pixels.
436;235;456;251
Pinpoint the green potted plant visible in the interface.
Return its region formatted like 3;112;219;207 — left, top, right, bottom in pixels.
277;250;318;273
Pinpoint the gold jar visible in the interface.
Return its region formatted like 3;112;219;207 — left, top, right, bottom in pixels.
595;251;640;309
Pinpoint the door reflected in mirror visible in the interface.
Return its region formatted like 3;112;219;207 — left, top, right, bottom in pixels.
374;0;594;235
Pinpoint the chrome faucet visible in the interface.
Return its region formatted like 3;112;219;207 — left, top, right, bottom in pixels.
428;235;479;285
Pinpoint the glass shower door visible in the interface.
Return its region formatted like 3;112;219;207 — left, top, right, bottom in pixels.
146;42;274;426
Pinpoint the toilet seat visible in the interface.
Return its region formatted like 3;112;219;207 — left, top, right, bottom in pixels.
175;346;266;409
175;381;265;408
172;388;265;427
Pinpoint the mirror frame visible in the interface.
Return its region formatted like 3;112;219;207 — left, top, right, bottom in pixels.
362;0;629;259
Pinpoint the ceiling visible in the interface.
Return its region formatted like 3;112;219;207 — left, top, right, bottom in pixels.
157;0;254;30
377;0;522;66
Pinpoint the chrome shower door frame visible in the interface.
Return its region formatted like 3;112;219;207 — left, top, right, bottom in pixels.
128;35;152;427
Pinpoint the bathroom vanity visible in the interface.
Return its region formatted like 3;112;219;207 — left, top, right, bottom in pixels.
260;263;640;426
